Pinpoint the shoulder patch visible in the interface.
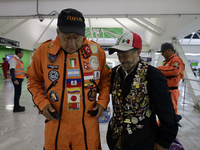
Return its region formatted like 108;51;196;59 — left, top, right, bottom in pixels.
90;44;98;54
82;44;92;56
91;40;101;47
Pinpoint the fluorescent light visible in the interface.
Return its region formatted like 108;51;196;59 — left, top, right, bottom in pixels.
185;53;200;56
6;46;12;49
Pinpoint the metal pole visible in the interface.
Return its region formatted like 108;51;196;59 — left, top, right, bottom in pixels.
183;80;186;104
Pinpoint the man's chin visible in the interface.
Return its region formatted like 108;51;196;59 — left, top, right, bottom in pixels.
63;48;77;54
121;66;130;71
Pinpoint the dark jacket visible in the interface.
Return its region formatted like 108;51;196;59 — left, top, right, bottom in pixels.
107;60;178;149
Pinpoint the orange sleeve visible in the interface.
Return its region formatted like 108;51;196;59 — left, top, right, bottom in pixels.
96;49;112;109
158;58;184;78
25;45;50;112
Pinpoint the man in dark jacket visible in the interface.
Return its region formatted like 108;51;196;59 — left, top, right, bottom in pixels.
106;31;178;150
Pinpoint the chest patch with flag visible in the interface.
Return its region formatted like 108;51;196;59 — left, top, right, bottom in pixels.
83;61;91;70
84;82;93;89
68;93;80;111
67;88;80;94
84;72;94;80
66;78;81;87
69;58;77;68
83;44;92;56
68;69;79;77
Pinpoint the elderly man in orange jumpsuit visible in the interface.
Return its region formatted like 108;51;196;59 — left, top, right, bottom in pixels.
25;8;111;150
157;42;184;114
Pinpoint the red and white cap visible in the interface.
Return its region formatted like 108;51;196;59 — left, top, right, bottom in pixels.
108;31;142;55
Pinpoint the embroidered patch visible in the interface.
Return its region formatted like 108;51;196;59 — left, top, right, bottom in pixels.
48;53;59;64
49;90;59;102
48;43;53;48
68;69;79;77
84;72;94;80
68;93;80;111
94;71;100;80
68;103;80;111
90;44;98;54
83;61;91;70
88;87;97;101
47;65;59;69
106;64;110;69
84;82;93;89
68;93;80;102
83;44;92;55
173;62;180;70
66;78;81;87
89;56;99;70
69;58;77;68
67;88;80;94
48;70;60;82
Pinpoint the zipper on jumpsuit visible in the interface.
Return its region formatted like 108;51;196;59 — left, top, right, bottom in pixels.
78;50;88;150
55;51;67;150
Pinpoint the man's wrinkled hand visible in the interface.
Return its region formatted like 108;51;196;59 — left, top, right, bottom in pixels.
153;143;165;150
42;104;56;121
93;103;104;118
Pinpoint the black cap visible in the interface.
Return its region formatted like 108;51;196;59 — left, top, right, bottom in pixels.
57;8;85;36
157;42;174;53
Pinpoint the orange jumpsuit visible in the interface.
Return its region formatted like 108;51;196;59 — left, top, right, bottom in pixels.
25;36;111;150
158;53;184;114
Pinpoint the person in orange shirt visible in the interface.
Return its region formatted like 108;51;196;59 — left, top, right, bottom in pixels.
157;43;184;114
25;8;111;150
0;58;9;80
9;48;25;112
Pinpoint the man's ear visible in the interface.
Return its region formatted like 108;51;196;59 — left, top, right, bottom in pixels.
137;49;142;56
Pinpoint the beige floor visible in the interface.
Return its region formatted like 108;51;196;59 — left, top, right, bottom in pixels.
0;76;200;150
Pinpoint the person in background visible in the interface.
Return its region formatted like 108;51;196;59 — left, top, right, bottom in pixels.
0;57;9;80
157;43;185;114
198;68;200;78
9;48;25;112
106;31;178;150
25;8;111;150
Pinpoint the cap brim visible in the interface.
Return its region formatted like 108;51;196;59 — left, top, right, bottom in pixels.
58;26;85;36
108;45;133;55
157;50;162;53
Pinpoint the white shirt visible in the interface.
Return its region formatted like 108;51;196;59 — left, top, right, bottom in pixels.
9;55;20;69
